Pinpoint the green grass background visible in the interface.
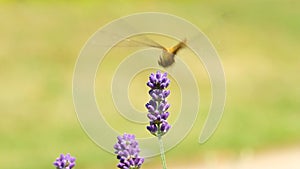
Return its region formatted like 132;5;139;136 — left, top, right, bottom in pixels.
0;0;300;168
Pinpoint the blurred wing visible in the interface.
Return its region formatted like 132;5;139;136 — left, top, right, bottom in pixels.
97;30;166;50
120;36;166;50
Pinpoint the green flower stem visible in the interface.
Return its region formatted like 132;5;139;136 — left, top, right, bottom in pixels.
158;134;167;169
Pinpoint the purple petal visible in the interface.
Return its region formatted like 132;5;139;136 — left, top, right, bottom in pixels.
156;71;161;79
162;112;169;120
163;90;170;98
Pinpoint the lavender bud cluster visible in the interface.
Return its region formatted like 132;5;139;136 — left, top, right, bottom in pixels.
146;71;171;136
114;133;144;169
53;153;76;169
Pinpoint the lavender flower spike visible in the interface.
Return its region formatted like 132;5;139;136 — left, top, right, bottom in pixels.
53;153;76;169
114;133;144;169
146;71;171;136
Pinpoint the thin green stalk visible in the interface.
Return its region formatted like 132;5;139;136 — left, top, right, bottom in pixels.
158;134;167;169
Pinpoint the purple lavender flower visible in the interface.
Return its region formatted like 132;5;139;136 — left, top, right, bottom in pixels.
147;71;170;90
114;133;144;169
53;153;76;169
146;71;171;136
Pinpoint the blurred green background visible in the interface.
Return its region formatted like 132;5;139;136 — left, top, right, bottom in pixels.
1;0;299;168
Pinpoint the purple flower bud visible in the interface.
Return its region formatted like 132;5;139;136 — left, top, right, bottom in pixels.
147;113;157;121
147;124;158;134
156;71;161;79
147;71;170;90
147;81;154;88
161;112;169;120
163;90;170;98
114;133;144;169
149;73;156;83
163;103;170;112
53;153;76;169
145;100;157;113
160;121;171;133
162;72;167;78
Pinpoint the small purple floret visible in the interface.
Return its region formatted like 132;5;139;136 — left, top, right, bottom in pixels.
147;72;170;90
53;153;76;169
114;133;144;169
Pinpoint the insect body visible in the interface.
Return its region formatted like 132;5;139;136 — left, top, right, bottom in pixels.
158;39;187;68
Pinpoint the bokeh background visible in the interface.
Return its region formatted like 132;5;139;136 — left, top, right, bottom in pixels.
1;0;299;168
